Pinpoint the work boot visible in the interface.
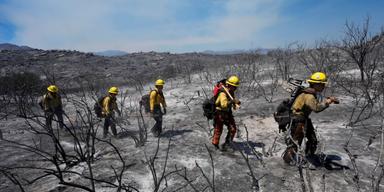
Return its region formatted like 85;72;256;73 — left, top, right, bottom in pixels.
306;154;321;168
151;126;159;137
221;142;228;151
212;144;220;150
152;129;161;137
111;125;118;136
221;141;235;152
283;148;299;165
307;162;317;170
302;159;317;170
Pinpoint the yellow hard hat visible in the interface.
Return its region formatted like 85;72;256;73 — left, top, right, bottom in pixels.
226;76;240;87
307;72;327;84
155;79;165;86
47;85;59;93
108;86;119;94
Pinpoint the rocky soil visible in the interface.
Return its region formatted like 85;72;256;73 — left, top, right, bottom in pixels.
0;48;383;192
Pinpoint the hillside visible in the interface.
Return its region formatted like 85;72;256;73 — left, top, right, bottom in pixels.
0;43;33;51
0;48;260;92
0;44;383;192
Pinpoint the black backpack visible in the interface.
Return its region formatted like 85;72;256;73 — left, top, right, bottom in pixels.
202;97;216;120
38;95;45;110
202;79;226;120
273;79;304;132
94;96;107;118
38;93;60;110
139;90;157;113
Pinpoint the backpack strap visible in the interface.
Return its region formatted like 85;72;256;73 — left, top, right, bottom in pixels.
221;86;235;99
150;89;165;99
99;95;108;106
43;93;51;100
213;87;224;100
302;87;316;95
301;87;317;99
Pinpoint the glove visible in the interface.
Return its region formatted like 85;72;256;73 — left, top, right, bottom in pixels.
163;108;167;115
327;96;340;104
230;99;241;110
233;99;241;105
230;99;241;106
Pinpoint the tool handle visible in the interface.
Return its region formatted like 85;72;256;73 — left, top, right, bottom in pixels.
222;86;240;110
222;86;234;100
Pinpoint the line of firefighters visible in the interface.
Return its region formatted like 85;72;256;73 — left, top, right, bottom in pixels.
42;79;166;139
41;72;338;167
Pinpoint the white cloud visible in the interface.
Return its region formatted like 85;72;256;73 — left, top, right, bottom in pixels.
1;0;286;52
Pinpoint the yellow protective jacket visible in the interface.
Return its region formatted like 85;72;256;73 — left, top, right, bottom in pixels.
42;93;62;111
291;88;329;118
150;88;166;112
215;91;235;112
102;95;118;117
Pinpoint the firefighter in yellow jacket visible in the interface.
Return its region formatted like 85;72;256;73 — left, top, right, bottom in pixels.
42;85;65;129
283;72;338;165
102;87;121;138
212;76;241;150
150;79;167;137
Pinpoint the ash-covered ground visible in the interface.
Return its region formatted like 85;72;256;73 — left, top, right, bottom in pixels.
1;69;383;192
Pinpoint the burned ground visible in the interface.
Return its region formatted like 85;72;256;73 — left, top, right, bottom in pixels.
1;70;383;191
1;32;384;192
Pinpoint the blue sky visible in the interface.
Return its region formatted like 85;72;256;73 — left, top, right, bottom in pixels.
0;0;383;53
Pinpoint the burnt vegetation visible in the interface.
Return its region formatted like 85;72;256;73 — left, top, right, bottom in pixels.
0;17;384;191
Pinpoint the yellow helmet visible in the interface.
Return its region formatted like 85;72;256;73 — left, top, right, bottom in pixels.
307;72;327;84
155;79;165;86
47;85;59;93
108;86;119;94
226;75;240;87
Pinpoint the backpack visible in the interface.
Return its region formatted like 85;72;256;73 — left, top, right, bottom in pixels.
38;94;54;110
139;90;157;113
213;79;226;97
38;95;45;110
202;79;226;120
94;96;107;118
273;79;305;132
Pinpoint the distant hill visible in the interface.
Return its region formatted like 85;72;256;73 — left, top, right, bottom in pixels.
93;50;128;57
203;48;270;55
0;43;34;51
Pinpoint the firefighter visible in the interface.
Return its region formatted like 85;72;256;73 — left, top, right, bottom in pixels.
212;75;241;151
283;72;338;165
102;86;121;138
42;85;65;129
150;79;167;137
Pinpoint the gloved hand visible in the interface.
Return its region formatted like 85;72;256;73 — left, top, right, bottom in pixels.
163;108;167;115
233;99;241;105
231;99;241;110
326;96;339;104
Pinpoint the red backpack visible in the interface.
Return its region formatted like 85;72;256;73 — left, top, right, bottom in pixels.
213;79;226;97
